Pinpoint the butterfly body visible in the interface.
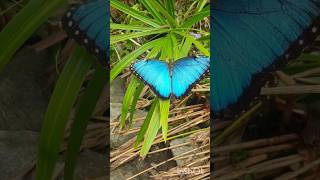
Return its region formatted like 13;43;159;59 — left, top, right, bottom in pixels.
131;56;210;99
62;0;108;66
211;0;320;117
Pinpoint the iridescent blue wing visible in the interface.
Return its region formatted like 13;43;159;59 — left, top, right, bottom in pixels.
62;0;108;66
211;0;320;117
131;60;171;99
172;56;210;99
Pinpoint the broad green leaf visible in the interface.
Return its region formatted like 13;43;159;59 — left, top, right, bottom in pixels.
0;0;65;72
36;45;93;180
111;0;161;27
159;99;170;141
120;76;140;128
64;66;108;180
111;29;169;44
110;38;163;82
134;100;158;148
140;101;161;157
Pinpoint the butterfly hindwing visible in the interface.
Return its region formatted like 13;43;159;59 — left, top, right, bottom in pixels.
62;0;108;66
131;60;171;99
172;56;210;98
212;0;320;116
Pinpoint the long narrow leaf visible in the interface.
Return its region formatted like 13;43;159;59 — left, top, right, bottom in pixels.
165;0;175;18
64;66;108;180
180;6;209;29
159;99;170;141
179;35;193;58
110;38;163;82
129;82;144;127
148;0;176;27
196;0;208;13
111;0;161;27
36;46;93;180
111;29;169;44
110;23;155;31
134;99;158;148
137;0;166;24
170;32;178;59
0;0;65;71
120;76;140;128
140;101;161;156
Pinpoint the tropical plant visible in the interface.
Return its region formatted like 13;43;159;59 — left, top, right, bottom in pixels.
110;0;210;156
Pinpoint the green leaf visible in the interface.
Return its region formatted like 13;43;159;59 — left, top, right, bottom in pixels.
165;0;175;18
120;76;140;128
146;46;161;59
134;99;158;148
110;38;163;82
184;34;210;56
148;0;176;27
137;0;166;24
111;29;169;44
110;23;155;31
140;100;161;157
179;35;193;58
195;0;208;13
170;32;178;60
129;82;144;127
180;6;209;29
111;0;161;27
197;34;210;41
0;0;65;72
160;35;171;60
36;45;93;180
159;99;170;141
64;66;108;180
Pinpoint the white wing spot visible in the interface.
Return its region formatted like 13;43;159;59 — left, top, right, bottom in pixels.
75;30;80;35
285;54;290;59
298;40;304;45
84;39;89;44
312;27;318;33
68;21;73;27
95;48;100;53
66;12;72;18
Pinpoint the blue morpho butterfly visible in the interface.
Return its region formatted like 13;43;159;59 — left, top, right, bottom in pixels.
130;56;210;99
211;0;320;118
62;0;108;66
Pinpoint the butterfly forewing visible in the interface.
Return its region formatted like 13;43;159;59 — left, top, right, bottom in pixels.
171;56;210;98
211;0;320;115
62;0;107;65
131;60;171;99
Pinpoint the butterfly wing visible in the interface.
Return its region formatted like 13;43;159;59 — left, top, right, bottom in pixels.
172;56;210;99
62;0;108;66
211;0;320;116
131;60;171;99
